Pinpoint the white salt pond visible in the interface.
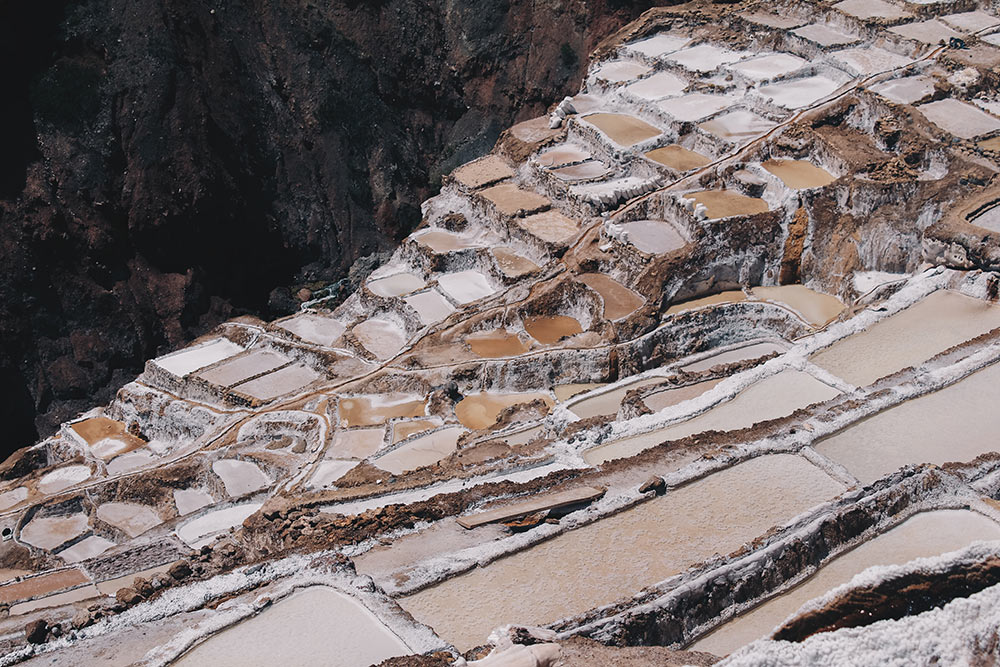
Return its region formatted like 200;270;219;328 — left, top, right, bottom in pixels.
970;205;1000;234
658;93;736;122
352;319;407;359
816;359;1000;484
174;586;410;667
96;502;162;538
625;71;688;100
308;460;359;489
414;229;481;254
57;535;115;564
625;33;691;59
372;427;465;475
698;111;775;145
728;53;805;81
154;338;243;377
367;272;426;298
617;220;687;254
404;290;456;325
941;11;1000;33
591;60;651;83
174;489;215;516
399;455;843;650
691;510;1000;656
889;19;963;45
275;313;346;347
868;75;936;105
516;210;579;244
212;460;271;497
751;285;844;327
176;503;263;549
550;160;610;181
833;0;910;21
809;290;1000;387
197;349;288;387
917;98;1000;140
0;487;27;511
681;341;787;372
829;47;913;78
584;369;837;465
568;377;665;420
10;584;102;616
107;450;155;475
791;23;859;47
759;75;843;109
37;465;92;495
20;514;90;551
235;363;321;401
643;378;722;413
535;144;592;168
437;270;496;305
983;33;1000;47
327;428;386;458
666;44;747;73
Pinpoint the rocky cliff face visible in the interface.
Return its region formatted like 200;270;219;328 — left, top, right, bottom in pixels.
0;0;651;452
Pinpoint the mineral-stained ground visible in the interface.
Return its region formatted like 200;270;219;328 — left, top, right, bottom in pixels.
5;0;1000;665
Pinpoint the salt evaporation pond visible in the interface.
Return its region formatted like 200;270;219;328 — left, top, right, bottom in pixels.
177;503;263;549
37;465;92;495
658;93;736;122
791;23;858;47
970;205;1000;234
367;272;426;298
751;285;844;327
665;290;747;315
308;460;359;489
174;489;214;516
666;44;747;73
550;161;610;181
816;360;1000;484
625;33;691;59
212;460;270;497
196;349;287;387
535;144;592;168
759;75;843;109
687;190;769;219
174;586;410;667
352;319;407;360
810;290;1000;387
523;315;584;344
829;47;913;78
328;428;385;459
616;220;687;254
917;98;1000;140
554;383;607;402
20;514;90;550
646;145;711;171
516;210;579;244
582;113;662;147
404;290;456;325
399;455;844;650
889;19;963;46
729;53;805;81
584;369;837;465
96;502;162;538
0;568;88;605
692;510;1000;656
10;584;102;615
579;273;644;320
58;535;115;564
762;159;836;189
480;183;551;217
698;111;775;145
591;60;650;83
372;427;465;475
467;329;529;358
625;71;687;100
456;393;554;430
275;313;346;347
414;229;480;253
235;363;321;401
492;248;539;278
833;0;910;21
681;341;786;372
340;394;426;427
154;338;243;377
0;487;27;511
392;420;438;443
437;270;495;305
941;10;1000;33
568;377;666;419
643;378;722;412
868;75;936;105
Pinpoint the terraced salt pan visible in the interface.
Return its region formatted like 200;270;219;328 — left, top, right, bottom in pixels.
829;47;913;78
174;489;214;516
0;487;27;511
196;349;288;387
643;378;722;412
868;74;936;105
763;159;836;189
984;33;1000;47
308;460;359;489
524;315;584;344
625;71;688;100
456;393;554;430
941;11;1000;33
174;586;410;667
810;290;1000;387
579;273;644;320
591;60;651;83
176;503;263;549
681;341;787;372
0;568;88;605
535;144;592;168
404;290;456;325
741;11;807;29
516;210;579;244
759;75;843;109
339;394;426;427
414;229;481;253
686;190;769;219
692;510;1000;656
658;93;737;122
550;160;611;181
366;272;426;298
467;330;529;358
918;98;1000;140
970;205;1000;233
665;290;747;315
791;23;859;47
96;502;162;538
234;363;321;401
95;563;172;596
729;53;806;81
451;155;514;189
582;113;662;147
352;319;407;360
889;19;963;45
57;535;115;564
392;420;438;443
645;145;712;171
107;450;154;475
554;383;607;402
437;270;496;305
275;312;346;347
615;220;687;254
399;455;844;650
327;428;385;458
491;248;539;278
154;338;243;377
20;514;89;550
568;377;666;419
833;0;910;21
816;360;1000;484
584;369;836;464
751;285;845;327
479;184;551;217
698;111;775;145
372;427;465;475
212;460;270;497
625;33;692;59
666;44;747;73
10;584;102;616
37;465;92;495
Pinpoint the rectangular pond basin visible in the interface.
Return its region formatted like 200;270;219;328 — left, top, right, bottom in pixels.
750;285;844;327
404;290;456;325
154;338;244;378
762;159;836;189
579;274;644;320
591;60;651;83
339;394;426;428
686;190;769;219
625;33;692;59
691;509;1000;656
815;359;1000;484
658;94;737;122
728;53;806;81
398;454;844;651
941;11;1000;33
452;155;515;190
233;363;321;402
665;290;747;315
759;75;843;109
642;378;722;412
616;220;689;255
809;290;1000;387
352;319;407;360
833;0;911;21
625;71;688;100
196;349;288;388
367;273;427;298
414;230;481;254
456;393;554;430
791;23;859;47
535;144;592;168
889;19;963;45
524;315;583;345
568;377;666;420
584;369;838;465
492;248;539;278
917;98;1000;140
479;184;551;217
372;427;466;476
666;44;747;73
467;330;529;358
516;210;579;244
276;313;346;347
829;47;913;78
174;586;411;667
581;113;662;147
0;568;89;605
645;145;712;171
698;111;776;145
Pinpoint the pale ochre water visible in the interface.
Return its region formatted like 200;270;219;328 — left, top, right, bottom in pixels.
583;113;662;147
579;273;644;320
691;510;1000;656
569;377;665;420
455;393;554;430
762;160;836;190
645;145;711;171
750;285;844;327
398;455;843;651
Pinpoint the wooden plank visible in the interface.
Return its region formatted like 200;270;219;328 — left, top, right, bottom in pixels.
457;486;605;530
